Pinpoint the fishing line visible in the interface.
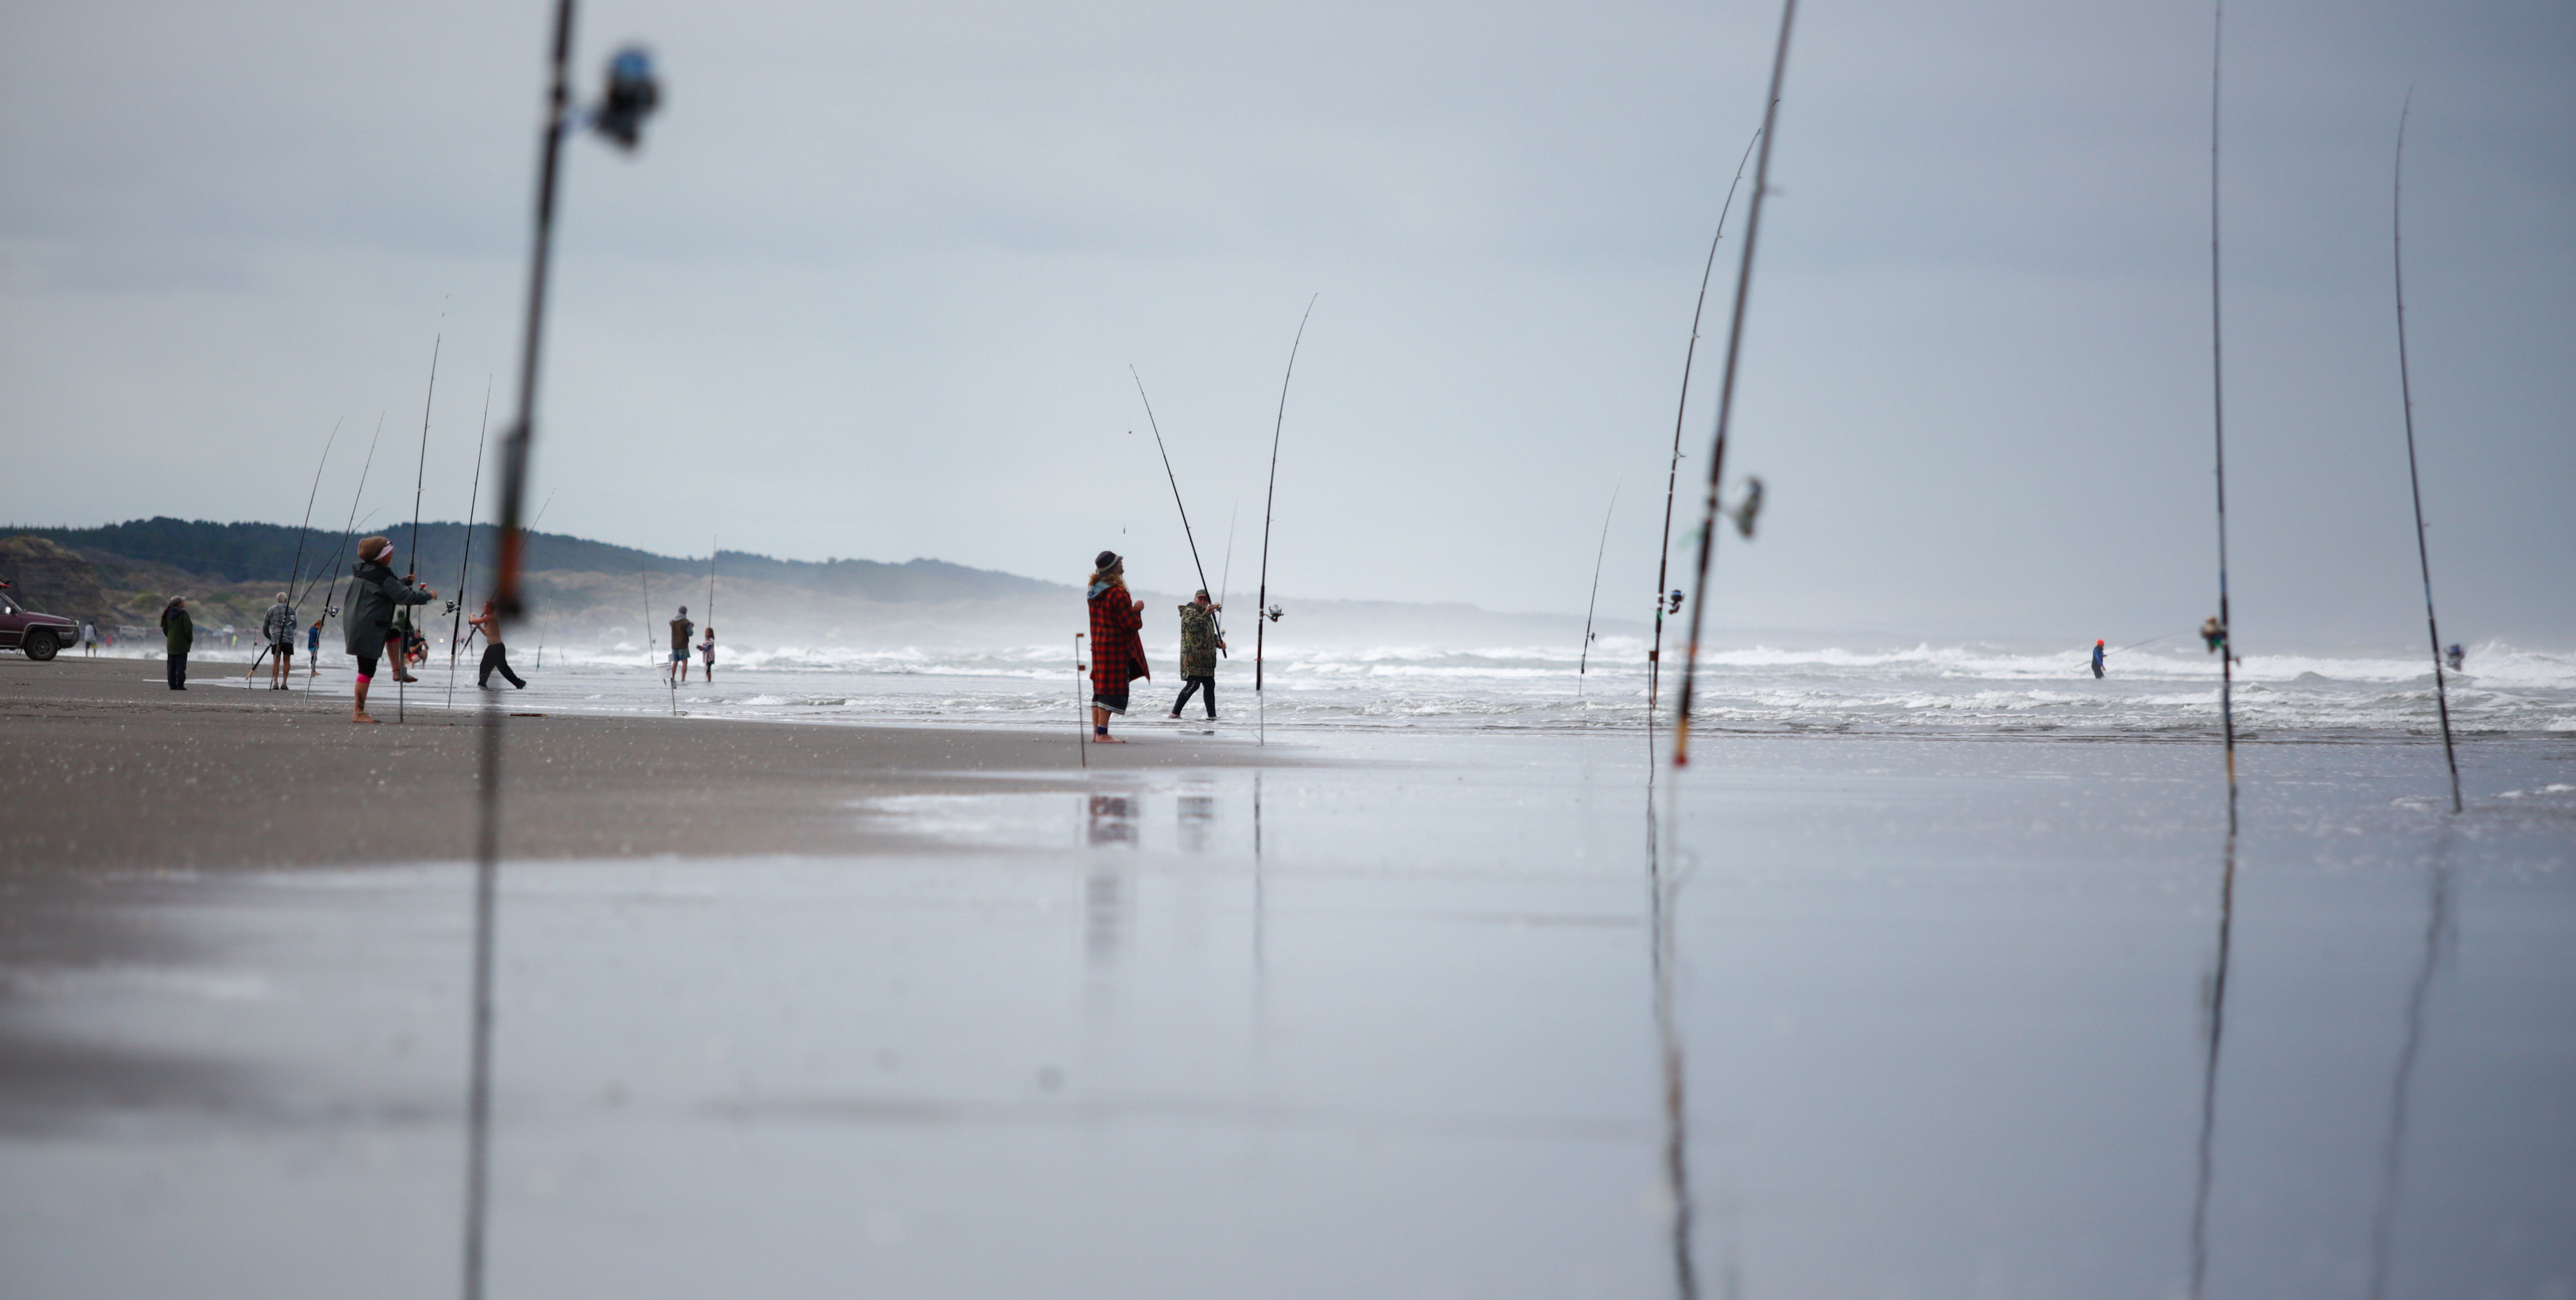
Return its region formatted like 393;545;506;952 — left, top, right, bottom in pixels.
2390;86;2462;814
1651;125;1762;744
1672;0;1799;770
1255;295;1318;747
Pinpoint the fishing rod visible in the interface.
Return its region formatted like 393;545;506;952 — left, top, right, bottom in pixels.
2390;87;2462;815
2109;631;2181;657
305;414;386;694
248;419;344;688
448;379;494;711
283;419;341;621
401;332;444;724
1579;485;1618;699
1255;295;1318;747
2207;0;2240;833
1671;0;1799;770
1217;500;1239;631
464;37;665;1300
1130;367;1223;651
1650;125;1763;733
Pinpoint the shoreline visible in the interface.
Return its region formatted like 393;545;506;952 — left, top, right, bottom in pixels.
1;655;1289;871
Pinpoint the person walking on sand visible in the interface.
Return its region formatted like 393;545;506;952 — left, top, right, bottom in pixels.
159;597;192;690
344;535;435;723
1169;589;1224;720
262;591;297;689
668;605;695;685
469;599;526;690
80;620;97;657
698;625;716;681
1087;551;1148;743
2091;639;2106;680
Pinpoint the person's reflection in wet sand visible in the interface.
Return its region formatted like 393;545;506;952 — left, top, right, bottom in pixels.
1646;790;1703;1300
2368;845;2455;1300
1252;773;1270;1045
1088;793;1139;849
1085;795;1135;975
1178;781;1216;854
2189;836;2237;1300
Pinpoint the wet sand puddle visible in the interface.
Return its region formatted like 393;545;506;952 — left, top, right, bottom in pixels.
3;732;2572;1298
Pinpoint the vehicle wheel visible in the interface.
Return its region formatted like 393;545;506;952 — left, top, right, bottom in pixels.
23;629;58;662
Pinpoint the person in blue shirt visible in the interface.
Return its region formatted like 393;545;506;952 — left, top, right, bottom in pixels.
2091;639;2106;679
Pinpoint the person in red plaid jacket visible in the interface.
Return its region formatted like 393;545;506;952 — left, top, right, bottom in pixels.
1087;550;1149;743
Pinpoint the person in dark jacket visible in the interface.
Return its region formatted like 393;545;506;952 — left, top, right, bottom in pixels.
1086;551;1148;743
1169;590;1224;720
261;591;297;689
2090;639;2106;680
343;535;436;724
159;596;193;690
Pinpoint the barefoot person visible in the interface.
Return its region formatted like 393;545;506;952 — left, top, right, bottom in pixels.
1169;589;1224;721
698;625;716;681
470;599;526;690
667;606;695;685
344;535;435;723
1086;551;1148;743
261;591;297;689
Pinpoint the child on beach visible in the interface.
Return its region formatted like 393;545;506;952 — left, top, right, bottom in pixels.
699;627;716;680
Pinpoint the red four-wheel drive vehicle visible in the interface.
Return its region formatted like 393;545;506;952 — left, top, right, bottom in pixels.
0;582;79;661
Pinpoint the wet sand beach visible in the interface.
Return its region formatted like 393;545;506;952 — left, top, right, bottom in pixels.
0;655;1260;867
4;651;2573;1298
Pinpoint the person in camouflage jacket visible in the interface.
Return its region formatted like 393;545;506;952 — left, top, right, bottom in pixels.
1169;589;1224;720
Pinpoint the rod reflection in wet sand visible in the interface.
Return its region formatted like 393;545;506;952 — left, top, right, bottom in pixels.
1646;791;1703;1299
2368;853;2453;1300
2188;835;2236;1300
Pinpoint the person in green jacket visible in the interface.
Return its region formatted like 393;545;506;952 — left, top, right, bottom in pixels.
343;535;436;724
1168;590;1224;720
159;596;193;690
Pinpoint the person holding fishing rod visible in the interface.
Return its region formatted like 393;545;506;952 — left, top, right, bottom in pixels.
667;606;696;685
344;535;436;724
259;591;298;688
1169;590;1225;721
468;599;526;690
1087;551;1148;743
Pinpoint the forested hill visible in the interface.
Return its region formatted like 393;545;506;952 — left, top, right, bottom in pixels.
6;518;1068;603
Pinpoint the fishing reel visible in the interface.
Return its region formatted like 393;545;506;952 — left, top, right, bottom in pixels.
1666;590;1684;615
1265;603;1284;623
442;600;460;616
590;47;662;150
1727;476;1765;540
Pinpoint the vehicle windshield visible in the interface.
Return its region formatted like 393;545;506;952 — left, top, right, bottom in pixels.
0;593;20;615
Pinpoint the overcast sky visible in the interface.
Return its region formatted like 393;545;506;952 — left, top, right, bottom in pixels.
3;0;2568;648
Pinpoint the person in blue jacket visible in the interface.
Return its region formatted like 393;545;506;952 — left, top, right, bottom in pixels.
2091;639;2106;679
